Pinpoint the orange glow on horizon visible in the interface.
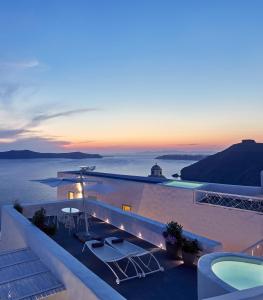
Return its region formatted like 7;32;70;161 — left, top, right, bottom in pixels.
61;137;251;152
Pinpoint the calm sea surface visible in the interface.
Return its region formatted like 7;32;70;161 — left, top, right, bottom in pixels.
0;155;196;206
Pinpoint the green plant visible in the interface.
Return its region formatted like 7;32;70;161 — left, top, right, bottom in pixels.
32;208;46;228
13;201;23;214
164;221;183;239
31;208;57;236
43;223;57;236
182;239;201;254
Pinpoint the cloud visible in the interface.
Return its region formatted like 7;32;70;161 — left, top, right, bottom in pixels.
0;59;40;70
28;108;100;127
0;136;71;152
0;83;20;105
0;58;41;107
0;129;30;139
0;107;100;150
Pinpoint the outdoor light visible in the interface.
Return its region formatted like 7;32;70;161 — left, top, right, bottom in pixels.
120;224;124;230
105;218;110;224
76;182;82;193
158;243;164;249
138;232;142;239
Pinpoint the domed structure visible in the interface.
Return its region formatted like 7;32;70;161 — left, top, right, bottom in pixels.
149;164;166;178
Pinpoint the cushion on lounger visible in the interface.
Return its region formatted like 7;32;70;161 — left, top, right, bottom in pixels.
91;241;104;248
112;238;124;244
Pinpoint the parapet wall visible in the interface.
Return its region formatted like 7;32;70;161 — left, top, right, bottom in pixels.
21;198;221;253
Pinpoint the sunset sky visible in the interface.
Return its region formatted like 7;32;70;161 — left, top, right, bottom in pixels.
0;0;262;153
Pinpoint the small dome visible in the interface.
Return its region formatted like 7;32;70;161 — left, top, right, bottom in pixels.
151;164;162;171
148;163;166;178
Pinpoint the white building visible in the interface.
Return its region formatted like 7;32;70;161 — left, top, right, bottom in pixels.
0;166;262;300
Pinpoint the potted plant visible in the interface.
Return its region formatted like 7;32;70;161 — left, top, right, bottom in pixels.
32;208;46;229
32;208;57;236
163;221;183;260
182;239;201;266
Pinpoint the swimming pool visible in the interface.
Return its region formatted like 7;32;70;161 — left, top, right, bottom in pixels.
198;252;263;299
162;180;204;189
212;260;263;290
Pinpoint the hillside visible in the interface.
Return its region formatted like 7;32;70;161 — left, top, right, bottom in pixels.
0;150;102;159
180;140;263;186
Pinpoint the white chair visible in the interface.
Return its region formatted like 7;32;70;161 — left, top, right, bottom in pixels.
76;212;92;230
57;212;75;233
63;214;75;233
105;237;164;276
82;240;141;284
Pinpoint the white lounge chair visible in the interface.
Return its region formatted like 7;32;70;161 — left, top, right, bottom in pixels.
105;237;164;277
82;240;141;284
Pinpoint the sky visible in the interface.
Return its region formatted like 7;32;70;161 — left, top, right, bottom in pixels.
0;0;262;153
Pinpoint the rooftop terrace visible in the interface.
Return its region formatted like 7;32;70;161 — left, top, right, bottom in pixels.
61;170;169;184
52;217;197;300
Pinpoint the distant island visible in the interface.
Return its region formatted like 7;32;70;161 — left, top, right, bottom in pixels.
181;140;263;186
156;154;207;161
0;150;102;159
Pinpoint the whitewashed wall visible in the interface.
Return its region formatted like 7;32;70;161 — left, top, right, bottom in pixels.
21;199;221;253
86;199;222;253
0;205;125;300
58;173;263;252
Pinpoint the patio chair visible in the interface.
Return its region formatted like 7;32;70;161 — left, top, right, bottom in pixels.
76;212;92;230
63;214;75;233
105;237;164;276
82;240;141;284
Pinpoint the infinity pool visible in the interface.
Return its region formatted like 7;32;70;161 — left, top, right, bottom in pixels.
212;260;263;290
163;180;204;189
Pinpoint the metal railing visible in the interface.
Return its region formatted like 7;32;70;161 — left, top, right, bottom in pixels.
242;239;263;257
194;190;263;213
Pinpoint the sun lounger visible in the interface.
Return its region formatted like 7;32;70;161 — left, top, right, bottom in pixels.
82;240;141;284
105;237;164;276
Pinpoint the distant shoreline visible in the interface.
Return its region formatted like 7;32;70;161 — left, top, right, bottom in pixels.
156;154;207;161
0;150;103;159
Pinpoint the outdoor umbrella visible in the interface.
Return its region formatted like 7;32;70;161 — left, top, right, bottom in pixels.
31;176;98;237
84;182;115;194
32;177;83;187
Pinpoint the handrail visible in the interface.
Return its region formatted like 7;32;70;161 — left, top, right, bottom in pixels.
195;189;263;203
242;239;263;257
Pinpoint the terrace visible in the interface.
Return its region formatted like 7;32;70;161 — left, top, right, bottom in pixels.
0;198;221;300
52;217;197;300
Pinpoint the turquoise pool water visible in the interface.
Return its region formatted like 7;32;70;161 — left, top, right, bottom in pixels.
212;260;263;290
163;180;204;189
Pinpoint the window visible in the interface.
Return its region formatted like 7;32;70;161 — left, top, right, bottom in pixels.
122;204;132;212
68;191;74;200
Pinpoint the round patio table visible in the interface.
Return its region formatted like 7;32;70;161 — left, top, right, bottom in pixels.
61;207;80;214
60;207;80;233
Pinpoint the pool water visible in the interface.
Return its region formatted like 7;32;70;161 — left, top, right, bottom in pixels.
212;260;263;290
162;180;204;189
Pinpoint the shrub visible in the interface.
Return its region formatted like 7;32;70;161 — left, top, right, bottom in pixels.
31;208;57;236
182;239;201;254
32;208;46;228
43;223;57;236
163;221;183;244
13;201;23;214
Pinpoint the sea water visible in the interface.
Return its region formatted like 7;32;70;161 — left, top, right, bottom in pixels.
0;154;196;205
